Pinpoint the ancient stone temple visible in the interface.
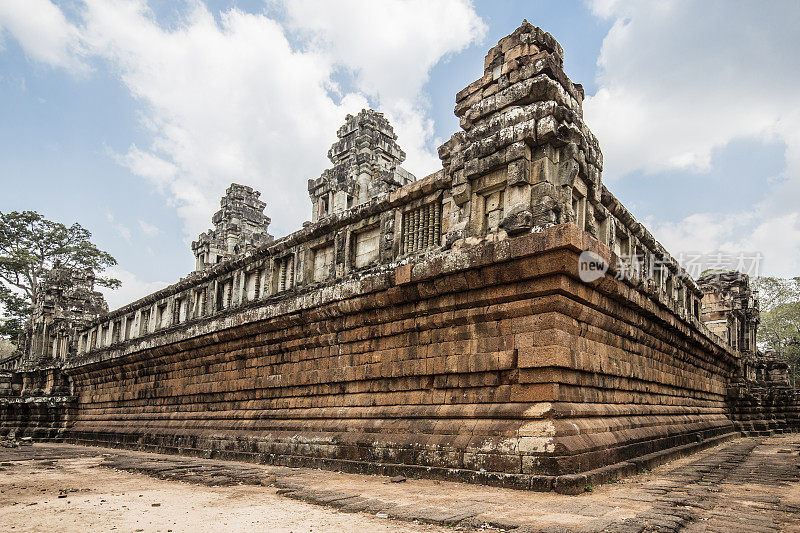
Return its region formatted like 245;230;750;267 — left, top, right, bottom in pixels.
17;266;107;370
308;108;415;222
698;272;800;435
0;265;106;438
192;183;274;270
698;271;759;355
1;21;798;494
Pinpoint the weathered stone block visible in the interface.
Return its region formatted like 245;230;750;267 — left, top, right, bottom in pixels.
501;204;534;236
506;159;530;186
451;184;470;206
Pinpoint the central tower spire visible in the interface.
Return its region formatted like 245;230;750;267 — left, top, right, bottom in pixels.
308;109;415;222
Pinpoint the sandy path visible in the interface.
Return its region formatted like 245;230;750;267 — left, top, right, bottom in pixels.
0;455;447;533
1;436;798;532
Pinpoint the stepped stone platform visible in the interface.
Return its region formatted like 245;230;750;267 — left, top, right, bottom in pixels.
728;381;800;436
60;225;739;494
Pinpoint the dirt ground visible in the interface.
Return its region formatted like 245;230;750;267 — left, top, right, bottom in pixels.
0;435;798;532
0;453;447;533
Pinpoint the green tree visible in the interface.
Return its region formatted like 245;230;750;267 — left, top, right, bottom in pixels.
0;285;30;341
0;210;120;343
754;276;800;385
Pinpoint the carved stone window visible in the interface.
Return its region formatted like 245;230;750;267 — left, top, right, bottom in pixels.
111;319;121;344
319;195;330;218
244;270;260;301
275;255;294;292
653;260;664;290
665;275;674;303
614;229;630;257
174;296;188;324
313;244;334;282
353;227;381;268
402;202;441;254
191;287;206;318
598;216;610;245
124;314;134;340
156;302;169;328
139;309;150;335
483;189;504;234
217;279;233;309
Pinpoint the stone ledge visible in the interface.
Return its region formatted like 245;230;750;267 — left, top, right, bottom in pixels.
552;430;739;495
70;224;735;373
61;425;740;494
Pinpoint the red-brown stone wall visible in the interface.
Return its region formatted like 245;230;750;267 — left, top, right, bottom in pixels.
63;225;739;492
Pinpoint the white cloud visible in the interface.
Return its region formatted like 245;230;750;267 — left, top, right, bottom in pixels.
586;0;800;277
283;0;484;100
100;266;168;311
105;210;132;244
282;0;487;174
585;0;799;178
1;0;485;241
0;0;87;73
115;145;178;192
138;219;161;236
647;212;800;279
79;0;354;237
644;213;747;257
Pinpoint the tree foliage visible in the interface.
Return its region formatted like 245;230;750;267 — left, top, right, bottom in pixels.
0;210;120;342
0;285;30;341
754;276;800;384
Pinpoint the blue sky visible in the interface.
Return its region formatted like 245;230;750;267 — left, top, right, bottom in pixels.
1;0;799;309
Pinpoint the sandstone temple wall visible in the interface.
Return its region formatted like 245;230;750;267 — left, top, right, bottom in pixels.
62;224;737;493
4;21;795;493
71;22;705;361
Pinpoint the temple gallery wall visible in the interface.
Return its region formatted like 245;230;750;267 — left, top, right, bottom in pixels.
1;21;797;495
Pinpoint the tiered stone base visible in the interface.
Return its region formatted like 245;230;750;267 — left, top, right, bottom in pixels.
727;381;800;436
0;395;74;440
59;226;739;493
0;369;74;441
64;406;736;494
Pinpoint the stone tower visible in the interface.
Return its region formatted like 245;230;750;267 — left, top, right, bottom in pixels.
438;20;603;245
308;109;415;222
192;183;274;270
20;265;107;370
697;271;760;355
